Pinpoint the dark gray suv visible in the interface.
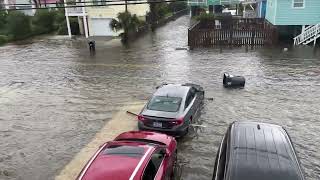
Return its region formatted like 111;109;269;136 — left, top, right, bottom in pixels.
138;83;204;137
213;121;305;180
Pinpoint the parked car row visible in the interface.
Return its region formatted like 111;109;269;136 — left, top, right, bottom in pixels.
76;83;305;180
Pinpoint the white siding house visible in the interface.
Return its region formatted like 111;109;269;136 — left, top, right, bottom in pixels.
64;0;149;37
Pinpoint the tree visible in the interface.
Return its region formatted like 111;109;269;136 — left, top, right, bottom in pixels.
0;11;7;30
32;9;55;34
6;11;32;40
110;12;141;43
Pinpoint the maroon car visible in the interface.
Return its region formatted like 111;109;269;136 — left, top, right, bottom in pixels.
77;131;177;180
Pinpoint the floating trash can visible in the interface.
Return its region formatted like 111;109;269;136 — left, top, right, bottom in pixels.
223;73;245;88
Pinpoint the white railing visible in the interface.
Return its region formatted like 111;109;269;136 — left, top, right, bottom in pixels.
220;0;231;4
188;0;206;6
67;6;84;15
294;23;320;46
65;0;86;16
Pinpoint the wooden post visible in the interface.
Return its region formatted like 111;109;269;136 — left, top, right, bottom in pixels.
125;0;128;12
64;0;72;38
82;1;88;38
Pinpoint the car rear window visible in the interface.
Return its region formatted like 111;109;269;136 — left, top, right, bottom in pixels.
102;145;145;157
147;96;182;112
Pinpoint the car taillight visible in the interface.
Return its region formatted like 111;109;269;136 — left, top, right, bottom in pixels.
138;114;145;122
171;117;184;126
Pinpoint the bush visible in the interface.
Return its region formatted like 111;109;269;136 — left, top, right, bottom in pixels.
57;17;80;35
55;9;66;25
0;11;8;30
6;11;32;40
196;13;215;22
168;2;187;12
32;9;56;34
0;35;8;45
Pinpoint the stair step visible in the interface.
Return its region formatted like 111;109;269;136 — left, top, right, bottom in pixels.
302;35;320;45
294;23;320;45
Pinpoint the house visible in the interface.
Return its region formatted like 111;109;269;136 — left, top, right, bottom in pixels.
241;0;266;18
65;0;149;37
39;0;61;7
256;0;266;18
2;0;36;15
265;0;320;45
188;0;240;16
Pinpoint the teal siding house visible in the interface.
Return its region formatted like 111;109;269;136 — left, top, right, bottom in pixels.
265;0;320;25
265;0;320;46
188;0;239;7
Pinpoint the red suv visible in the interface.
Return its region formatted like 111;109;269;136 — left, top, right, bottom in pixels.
77;131;177;180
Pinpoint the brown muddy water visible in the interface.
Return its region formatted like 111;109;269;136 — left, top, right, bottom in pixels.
0;15;320;180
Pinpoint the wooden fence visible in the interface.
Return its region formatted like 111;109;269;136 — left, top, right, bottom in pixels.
188;18;278;48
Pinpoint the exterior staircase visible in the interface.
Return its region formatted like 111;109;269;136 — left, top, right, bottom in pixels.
294;23;320;46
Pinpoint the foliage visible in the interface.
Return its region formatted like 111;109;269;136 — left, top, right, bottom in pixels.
0;11;8;30
0;9;69;44
110;12;142;42
57;17;80;35
32;9;56;34
6;11;32;40
55;9;66;25
168;1;187;12
196;13;215;22
0;35;8;45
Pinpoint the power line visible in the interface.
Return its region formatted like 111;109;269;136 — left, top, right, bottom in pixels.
0;0;188;11
2;0;150;6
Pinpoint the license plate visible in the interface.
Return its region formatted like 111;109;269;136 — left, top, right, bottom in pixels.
153;122;162;128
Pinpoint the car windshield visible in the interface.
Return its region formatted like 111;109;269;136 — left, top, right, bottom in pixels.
147;96;182;112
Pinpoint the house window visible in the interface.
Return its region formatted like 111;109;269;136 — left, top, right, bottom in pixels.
293;0;304;8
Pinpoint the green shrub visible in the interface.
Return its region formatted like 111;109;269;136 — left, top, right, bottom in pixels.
32;9;56;34
0;11;8;30
168;1;187;12
57;17;80;35
0;35;8;45
55;9;66;25
196;13;215;22
6;11;32;40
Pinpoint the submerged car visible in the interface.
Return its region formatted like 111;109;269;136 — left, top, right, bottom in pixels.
213;121;305;180
138;83;204;136
77;131;177;180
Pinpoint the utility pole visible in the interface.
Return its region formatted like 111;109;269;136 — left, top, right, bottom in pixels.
125;0;127;12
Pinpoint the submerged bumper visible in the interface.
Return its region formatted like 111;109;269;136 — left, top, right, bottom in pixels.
138;121;189;137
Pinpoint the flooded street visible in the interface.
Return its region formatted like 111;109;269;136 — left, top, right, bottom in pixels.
1;15;320;180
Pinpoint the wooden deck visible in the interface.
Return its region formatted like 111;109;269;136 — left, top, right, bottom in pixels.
188;18;278;48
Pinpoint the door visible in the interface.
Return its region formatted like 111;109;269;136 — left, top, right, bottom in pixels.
185;88;198;124
142;149;165;180
90;18;114;36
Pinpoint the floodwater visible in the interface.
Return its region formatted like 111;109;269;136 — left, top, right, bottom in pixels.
1;15;320;180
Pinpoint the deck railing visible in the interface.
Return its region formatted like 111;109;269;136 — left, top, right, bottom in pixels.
293;23;320;46
188;18;278;48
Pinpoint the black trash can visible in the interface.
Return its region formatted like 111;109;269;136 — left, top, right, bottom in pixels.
223;73;245;88
88;40;96;51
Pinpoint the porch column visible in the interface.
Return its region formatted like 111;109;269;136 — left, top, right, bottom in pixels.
4;0;9;12
83;16;89;38
82;4;89;38
64;0;72;38
301;25;306;33
66;16;72;38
